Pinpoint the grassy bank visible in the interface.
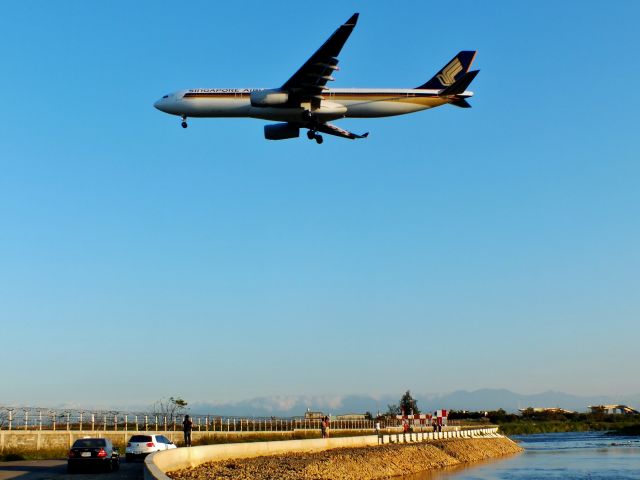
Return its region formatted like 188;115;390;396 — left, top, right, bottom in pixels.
449;409;640;435
496;420;640;435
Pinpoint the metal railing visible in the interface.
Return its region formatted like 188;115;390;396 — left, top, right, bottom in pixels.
0;406;414;432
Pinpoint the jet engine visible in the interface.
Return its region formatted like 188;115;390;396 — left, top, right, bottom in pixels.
264;123;300;140
250;89;289;107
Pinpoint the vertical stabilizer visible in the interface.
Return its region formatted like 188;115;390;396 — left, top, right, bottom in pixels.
416;51;477;89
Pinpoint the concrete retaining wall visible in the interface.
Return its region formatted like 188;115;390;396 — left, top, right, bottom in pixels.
0;427;429;452
0;430;291;452
144;427;500;480
380;427;500;444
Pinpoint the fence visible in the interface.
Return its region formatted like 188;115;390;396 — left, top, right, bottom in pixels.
0;406;469;433
0;407;414;432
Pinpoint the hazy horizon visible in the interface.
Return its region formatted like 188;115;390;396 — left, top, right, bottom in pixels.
4;388;640;417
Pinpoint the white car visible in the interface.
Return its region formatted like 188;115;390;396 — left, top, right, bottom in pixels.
125;434;177;461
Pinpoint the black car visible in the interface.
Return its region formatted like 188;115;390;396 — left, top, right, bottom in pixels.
67;437;120;473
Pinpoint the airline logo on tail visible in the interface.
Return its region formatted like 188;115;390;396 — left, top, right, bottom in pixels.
436;58;463;86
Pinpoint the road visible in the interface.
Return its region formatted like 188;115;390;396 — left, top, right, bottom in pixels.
0;460;143;480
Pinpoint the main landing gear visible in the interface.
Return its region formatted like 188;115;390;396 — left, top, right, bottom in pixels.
307;129;323;144
181;115;188;129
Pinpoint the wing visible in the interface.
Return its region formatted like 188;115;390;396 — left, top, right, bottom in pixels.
281;13;359;108
315;122;369;140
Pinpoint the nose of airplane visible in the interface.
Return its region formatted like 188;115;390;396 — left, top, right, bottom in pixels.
154;93;179;114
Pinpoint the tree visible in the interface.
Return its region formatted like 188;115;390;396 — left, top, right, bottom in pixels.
152;397;189;420
387;390;420;416
399;390;420;415
386;403;401;416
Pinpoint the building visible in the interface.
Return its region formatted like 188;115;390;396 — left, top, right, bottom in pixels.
334;413;366;421
304;411;325;420
588;404;639;415
519;407;576;414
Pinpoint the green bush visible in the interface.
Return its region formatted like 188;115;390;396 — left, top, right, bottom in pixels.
0;453;26;462
194;429;373;446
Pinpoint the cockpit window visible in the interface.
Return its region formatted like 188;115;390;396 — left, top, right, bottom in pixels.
162;95;169;99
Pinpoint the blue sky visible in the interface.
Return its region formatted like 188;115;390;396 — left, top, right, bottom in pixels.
1;0;639;409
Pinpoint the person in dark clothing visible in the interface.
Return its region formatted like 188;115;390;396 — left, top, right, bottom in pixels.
321;416;331;439
182;415;193;446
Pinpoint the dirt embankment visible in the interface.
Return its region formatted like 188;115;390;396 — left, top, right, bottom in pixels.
168;437;523;480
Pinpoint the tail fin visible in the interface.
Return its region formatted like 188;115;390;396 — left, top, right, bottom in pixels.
416;51;477;90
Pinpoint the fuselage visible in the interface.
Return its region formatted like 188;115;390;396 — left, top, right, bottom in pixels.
154;88;473;123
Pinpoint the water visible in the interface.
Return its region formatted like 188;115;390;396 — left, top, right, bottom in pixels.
406;431;640;479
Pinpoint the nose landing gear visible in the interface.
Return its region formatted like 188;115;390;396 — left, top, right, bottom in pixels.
181;115;188;129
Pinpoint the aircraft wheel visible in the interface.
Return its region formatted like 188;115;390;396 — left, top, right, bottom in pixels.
181;121;188;129
315;135;323;144
307;130;315;140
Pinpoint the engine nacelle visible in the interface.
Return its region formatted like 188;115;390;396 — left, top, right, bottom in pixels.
250;89;289;107
264;123;300;140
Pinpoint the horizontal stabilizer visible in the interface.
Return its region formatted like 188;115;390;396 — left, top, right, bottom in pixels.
450;98;472;108
439;70;479;96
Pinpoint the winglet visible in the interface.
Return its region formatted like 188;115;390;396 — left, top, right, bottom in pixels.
345;13;359;26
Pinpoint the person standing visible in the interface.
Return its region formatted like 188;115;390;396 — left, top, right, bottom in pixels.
182;414;193;447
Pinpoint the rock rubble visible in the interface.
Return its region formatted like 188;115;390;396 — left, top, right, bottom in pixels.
168;437;523;480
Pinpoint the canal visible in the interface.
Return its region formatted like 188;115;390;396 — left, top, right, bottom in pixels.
405;431;640;479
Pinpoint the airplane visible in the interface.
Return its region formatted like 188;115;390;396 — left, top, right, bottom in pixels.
153;13;479;144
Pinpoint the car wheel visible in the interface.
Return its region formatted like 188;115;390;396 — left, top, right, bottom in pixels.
67;464;75;474
126;453;133;462
104;460;113;473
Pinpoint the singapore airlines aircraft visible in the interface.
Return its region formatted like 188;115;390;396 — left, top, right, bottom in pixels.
154;13;479;143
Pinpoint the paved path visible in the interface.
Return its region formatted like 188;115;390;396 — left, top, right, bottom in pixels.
0;460;143;480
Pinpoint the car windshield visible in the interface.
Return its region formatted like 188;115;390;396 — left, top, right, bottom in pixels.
73;439;106;448
129;435;152;442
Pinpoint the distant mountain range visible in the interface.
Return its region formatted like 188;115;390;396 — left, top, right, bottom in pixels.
189;389;640;417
